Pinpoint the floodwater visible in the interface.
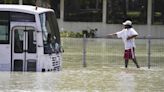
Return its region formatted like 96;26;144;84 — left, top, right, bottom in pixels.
0;67;164;92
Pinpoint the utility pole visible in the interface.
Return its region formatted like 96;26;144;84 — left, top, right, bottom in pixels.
147;0;152;69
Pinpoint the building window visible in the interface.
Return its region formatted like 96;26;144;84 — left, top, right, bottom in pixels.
23;0;60;18
50;0;60;18
107;0;147;24
0;0;3;3
64;0;103;22
152;0;164;25
0;12;10;44
23;0;35;5
0;0;18;4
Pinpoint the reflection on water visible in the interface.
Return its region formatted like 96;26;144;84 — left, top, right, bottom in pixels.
0;67;164;92
117;71;135;92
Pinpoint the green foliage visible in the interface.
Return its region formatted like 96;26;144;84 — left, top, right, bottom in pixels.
60;31;83;38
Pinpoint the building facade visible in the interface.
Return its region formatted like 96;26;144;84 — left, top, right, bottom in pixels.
1;0;164;38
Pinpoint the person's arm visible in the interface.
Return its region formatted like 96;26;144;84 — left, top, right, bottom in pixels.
127;28;138;40
107;33;117;37
107;30;123;38
127;35;138;40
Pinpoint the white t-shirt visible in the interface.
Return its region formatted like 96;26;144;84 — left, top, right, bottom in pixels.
116;28;138;50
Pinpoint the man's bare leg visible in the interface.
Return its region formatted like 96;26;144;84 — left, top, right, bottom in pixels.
125;59;129;68
132;58;140;68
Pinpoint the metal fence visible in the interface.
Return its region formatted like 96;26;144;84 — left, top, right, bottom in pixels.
61;37;164;69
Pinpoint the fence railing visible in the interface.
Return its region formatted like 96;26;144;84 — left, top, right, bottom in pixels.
62;37;164;69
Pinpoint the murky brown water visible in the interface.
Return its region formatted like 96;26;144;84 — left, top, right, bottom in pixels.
0;67;164;92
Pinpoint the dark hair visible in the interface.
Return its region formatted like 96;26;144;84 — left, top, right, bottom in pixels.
124;25;132;29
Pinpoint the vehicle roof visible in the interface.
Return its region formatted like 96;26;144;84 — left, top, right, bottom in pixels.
0;4;54;14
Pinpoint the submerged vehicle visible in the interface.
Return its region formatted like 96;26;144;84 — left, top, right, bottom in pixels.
0;5;63;72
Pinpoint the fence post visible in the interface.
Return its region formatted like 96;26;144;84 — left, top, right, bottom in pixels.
147;35;151;69
83;34;87;67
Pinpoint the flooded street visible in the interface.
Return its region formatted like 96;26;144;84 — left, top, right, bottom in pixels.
0;67;164;92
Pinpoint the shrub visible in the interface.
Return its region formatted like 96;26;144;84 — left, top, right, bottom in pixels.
60;31;83;38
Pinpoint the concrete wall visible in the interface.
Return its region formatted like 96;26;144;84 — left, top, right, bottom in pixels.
58;20;164;38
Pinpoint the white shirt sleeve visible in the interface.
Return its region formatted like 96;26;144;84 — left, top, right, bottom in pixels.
130;28;138;36
116;30;124;38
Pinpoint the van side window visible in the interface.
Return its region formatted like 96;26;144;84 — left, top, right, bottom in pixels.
0;11;10;44
11;12;35;22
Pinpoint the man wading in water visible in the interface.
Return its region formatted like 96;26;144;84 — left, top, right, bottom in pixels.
108;20;140;68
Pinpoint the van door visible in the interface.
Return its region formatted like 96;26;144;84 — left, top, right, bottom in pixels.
12;26;37;71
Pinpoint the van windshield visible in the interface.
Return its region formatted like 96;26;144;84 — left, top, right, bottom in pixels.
40;12;61;54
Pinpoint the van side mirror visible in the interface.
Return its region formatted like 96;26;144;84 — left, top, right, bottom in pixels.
52;42;64;53
60;46;64;53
